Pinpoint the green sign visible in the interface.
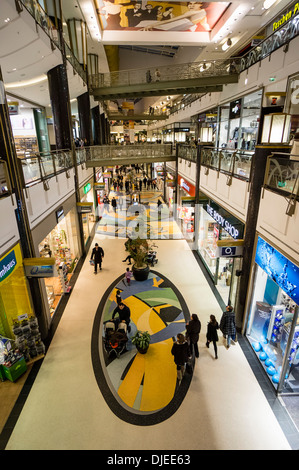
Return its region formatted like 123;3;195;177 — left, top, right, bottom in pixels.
83;183;91;194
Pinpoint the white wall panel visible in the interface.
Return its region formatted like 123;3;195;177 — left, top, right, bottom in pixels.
199;167;248;222
24;170;76;229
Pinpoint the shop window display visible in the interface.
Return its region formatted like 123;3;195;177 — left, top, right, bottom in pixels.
246;237;299;393
197;204;243;306
38;208;79;316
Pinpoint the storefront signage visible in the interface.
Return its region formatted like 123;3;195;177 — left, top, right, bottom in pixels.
255;237;299;304
205;202;244;239
178;176;196;197
94;183;105;190
77;202;93;213
23;258;58;278
56;207;64;224
0;250;17;283
272;2;299;32
83;183;91;194
216;245;243;258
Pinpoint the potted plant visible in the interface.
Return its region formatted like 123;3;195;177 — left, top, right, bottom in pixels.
131;330;151;354
126;237;151;281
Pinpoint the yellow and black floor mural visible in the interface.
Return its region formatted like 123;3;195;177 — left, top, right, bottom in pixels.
91;271;193;425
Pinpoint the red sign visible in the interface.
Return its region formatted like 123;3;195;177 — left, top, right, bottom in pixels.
178;175;196;197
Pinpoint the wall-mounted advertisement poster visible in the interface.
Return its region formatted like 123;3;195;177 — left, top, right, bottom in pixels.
96;1;229;32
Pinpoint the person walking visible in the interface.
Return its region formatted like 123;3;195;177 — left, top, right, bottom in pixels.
220;305;236;349
90;243;104;274
186;313;201;358
171;333;191;384
206;315;219;359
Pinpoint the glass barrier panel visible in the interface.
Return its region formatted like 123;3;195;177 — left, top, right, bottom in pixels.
266;157;299;195
21;156;41;185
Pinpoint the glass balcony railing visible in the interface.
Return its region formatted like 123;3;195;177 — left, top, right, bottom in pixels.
84;144;174;164
177;143;197;163
20;149;73;186
201;147;253;181
264;153;299;198
20;0;60;48
240;12;299;72
0;161;10;198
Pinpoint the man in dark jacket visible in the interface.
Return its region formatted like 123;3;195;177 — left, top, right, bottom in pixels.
112;302;131;331
186;313;201;358
91;243;104;274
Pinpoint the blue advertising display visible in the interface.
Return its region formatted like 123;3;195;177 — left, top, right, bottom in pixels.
255;237;299;304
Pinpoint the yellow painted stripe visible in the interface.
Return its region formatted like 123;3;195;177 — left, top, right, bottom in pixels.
118;353;145;408
141;341;176;411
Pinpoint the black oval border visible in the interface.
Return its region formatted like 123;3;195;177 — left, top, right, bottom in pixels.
91;270;192;426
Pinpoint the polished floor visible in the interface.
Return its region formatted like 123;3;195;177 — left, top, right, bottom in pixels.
2;188;299;450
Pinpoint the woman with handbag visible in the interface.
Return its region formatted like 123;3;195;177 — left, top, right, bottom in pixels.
206;315;219;359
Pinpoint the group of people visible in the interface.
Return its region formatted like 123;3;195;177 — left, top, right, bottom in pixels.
91;242;237;384
171;305;237;383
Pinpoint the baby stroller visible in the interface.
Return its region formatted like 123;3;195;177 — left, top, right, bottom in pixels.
104;320;128;358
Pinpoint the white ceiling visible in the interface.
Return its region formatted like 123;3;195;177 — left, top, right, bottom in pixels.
0;0;293;115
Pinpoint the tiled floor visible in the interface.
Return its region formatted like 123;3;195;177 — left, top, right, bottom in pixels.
1;188;299;451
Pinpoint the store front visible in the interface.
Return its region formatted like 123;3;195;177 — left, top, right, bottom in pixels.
245;236;299;394
0;243;34;339
177;175;196;240
197;199;244;306
8;97;50;157
218;90;263;151
79;178;96;246
37;206;80;317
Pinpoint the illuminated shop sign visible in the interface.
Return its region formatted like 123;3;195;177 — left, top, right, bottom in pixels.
205;201;244;239
272;2;299;32
23;258;58;278
255;237;299;303
0;250;17;283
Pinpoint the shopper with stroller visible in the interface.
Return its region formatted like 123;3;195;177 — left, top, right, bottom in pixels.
112;302;131;332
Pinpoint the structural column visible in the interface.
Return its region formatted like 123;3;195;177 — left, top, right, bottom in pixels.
236;144;291;329
77;91;92;145
47;64;73;150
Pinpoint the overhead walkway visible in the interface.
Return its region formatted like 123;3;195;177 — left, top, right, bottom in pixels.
89;59;239;100
85;144;176;167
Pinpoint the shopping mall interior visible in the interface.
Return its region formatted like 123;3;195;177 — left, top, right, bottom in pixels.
0;0;299;453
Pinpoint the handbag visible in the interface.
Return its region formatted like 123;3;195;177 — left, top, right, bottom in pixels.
89;259;95;266
185;360;193;374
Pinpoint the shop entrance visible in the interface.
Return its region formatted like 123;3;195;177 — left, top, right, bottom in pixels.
38;207;80;317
